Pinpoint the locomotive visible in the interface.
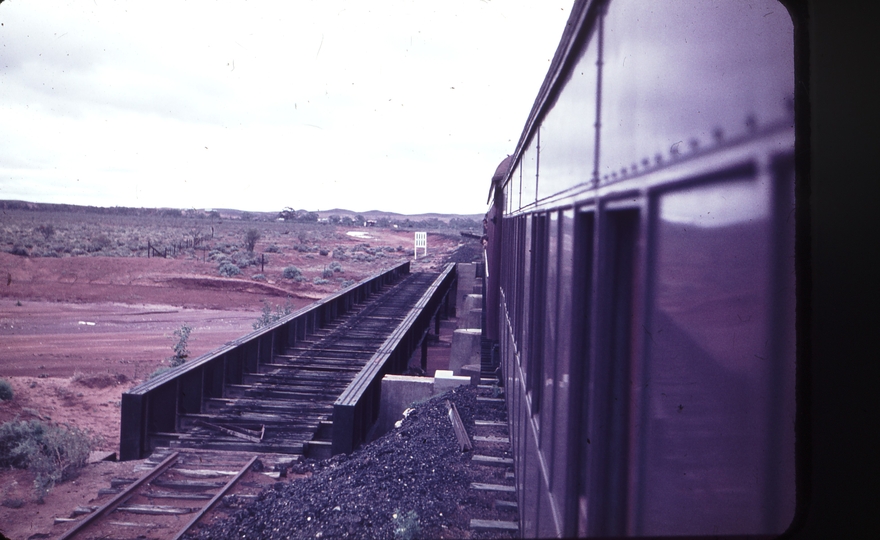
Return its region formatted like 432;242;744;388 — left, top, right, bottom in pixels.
483;0;797;536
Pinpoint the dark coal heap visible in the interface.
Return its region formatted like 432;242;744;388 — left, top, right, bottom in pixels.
186;385;509;539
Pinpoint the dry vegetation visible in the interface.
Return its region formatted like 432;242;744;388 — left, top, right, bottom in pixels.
0;205;481;293
0;202;484;539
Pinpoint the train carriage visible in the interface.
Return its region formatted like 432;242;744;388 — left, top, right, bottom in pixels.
485;0;797;536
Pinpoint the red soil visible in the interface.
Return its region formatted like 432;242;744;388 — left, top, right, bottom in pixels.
0;226;466;540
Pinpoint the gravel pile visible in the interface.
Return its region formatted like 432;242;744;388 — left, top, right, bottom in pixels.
444;240;484;264
186;385;509;540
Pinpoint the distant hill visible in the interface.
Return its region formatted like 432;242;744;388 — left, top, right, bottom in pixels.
0;200;483;222
315;209;484;222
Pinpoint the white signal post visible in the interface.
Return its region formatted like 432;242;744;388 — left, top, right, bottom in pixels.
414;232;427;259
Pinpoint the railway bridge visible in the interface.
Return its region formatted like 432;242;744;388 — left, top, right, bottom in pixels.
119;261;456;462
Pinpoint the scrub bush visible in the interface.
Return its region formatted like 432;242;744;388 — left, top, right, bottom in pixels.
168;324;192;367
253;298;294;330
218;261;241;277
244;228;260;253
0;419;92;501
0;379;13;401
282;266;302;280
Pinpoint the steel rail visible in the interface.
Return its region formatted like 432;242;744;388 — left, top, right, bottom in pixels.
171;455;260;540
333;263;457;454
59;451;180;539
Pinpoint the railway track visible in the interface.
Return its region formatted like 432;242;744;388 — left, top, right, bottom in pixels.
59;270;447;539
58;449;281;540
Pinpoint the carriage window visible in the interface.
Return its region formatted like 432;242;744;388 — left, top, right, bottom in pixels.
515;215;528;350
598;0;793;181
572;210;595;536
540;210;562;443
590;207;639;536
527;214;548;415
521;138;538;210
537;31;599;201
637;176;794;535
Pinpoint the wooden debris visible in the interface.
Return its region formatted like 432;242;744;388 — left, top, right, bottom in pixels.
116;504;196;515
150;479;226;490
142;490;214;500
193;420;265;443
470;518;519;530
109;477;138;488
473;435;509;443
445;400;473;452
474;420;506;427
471;454;514;466
172;468;240;478
108;521;168;528
72;505;98;516
495;499;518;511
470;482;516;492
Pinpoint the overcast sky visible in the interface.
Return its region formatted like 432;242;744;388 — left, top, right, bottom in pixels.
0;0;571;215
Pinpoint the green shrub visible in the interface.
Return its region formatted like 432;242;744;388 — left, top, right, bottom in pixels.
313;277;330;285
91;234;112;250
0;419;93;501
328;261;343;273
218;261;241;277
252;298;294;330
148;366;171;380
0;379;12;401
9;245;29;257
36;224;55;239
233;252;259;268
282;266;302;280
168;324;192;367
244;228;260;253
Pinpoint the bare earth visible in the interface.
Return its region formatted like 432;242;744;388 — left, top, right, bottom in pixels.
0;222;467;540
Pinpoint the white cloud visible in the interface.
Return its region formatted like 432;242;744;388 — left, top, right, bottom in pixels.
0;0;571;214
